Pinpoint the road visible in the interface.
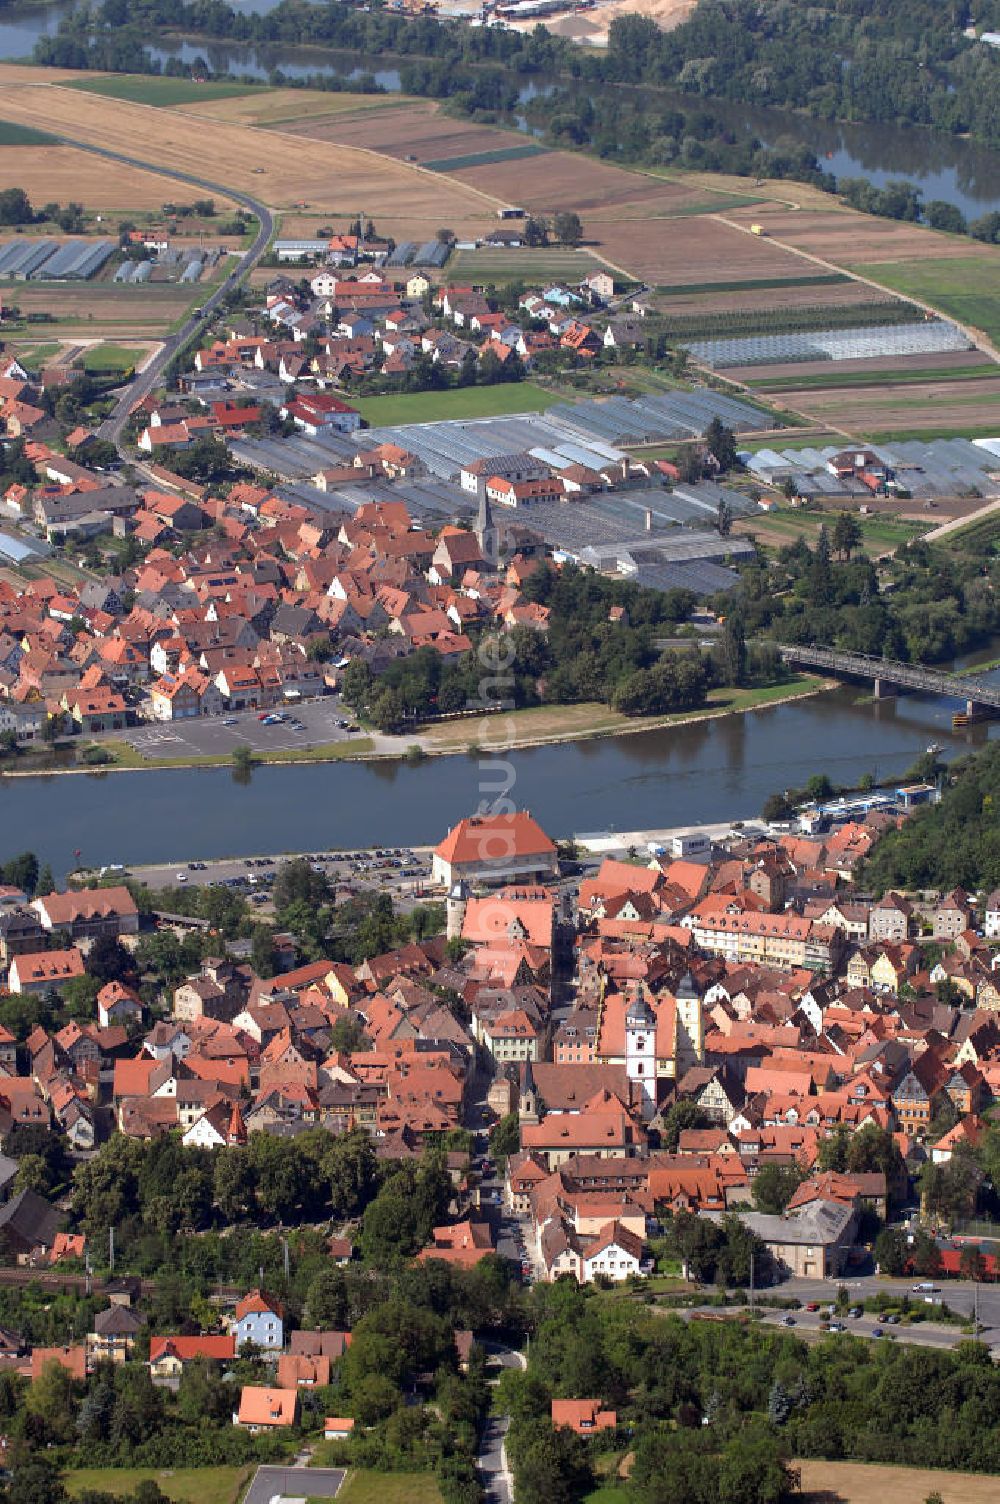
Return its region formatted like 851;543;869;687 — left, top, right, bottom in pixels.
39;137;274;449
479;1340;525;1504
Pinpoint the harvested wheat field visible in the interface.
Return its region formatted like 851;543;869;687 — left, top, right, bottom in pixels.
797;1459;1000;1503
725;204;999;267
0;144;211;211
594;214;818;284
175;88;407;127
0;62;100;85
0;80;500;224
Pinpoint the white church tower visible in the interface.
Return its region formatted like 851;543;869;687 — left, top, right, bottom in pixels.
625;989;657;1121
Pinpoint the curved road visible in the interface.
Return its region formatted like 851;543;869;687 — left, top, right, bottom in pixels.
43;135;273;446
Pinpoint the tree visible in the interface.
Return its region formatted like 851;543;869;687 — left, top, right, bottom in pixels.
232;744;257;781
250;924;278;978
716;497;733;536
832;510;862;560
36;861;55;897
524;215;549;247
0;187;34;226
490;1112;520;1158
705;417;738;474
721;615;747;688
810;524;833;606
660;1098;710;1152
960;1244;986;1282
874;1225;908;1276
762;791;795;823
553;210;583;246
328;1012;370;1054
3;851;39;896
751;1163;805;1215
86;934;135;985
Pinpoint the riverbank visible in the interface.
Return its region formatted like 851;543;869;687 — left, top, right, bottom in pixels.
0;675;831;779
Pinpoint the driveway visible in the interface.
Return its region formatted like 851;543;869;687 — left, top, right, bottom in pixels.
243;1464;344;1504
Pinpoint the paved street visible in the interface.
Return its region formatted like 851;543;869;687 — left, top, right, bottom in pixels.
478;1413;513;1504
243;1464;344;1504
478;1341;524;1504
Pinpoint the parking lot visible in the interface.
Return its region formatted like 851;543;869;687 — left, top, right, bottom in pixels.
115;696;363;761
128;841;435;902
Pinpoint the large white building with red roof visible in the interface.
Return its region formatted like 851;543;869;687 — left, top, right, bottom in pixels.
432;812;559;888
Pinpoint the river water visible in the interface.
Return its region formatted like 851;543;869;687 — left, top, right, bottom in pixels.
4;0;1000;218
1;681;996;870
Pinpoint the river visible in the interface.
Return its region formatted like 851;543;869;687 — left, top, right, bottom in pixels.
1;681;995;871
4;0;1000;218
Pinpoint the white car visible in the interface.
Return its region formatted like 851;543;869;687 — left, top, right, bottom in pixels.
175;872;188;882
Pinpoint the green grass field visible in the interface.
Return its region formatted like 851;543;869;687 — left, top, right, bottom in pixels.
427;143;548;171
657;273;849;296
748;362;998;393
449;247;599;284
66;76;264;107
80;344;143;373
65;1466;250;1504
740;509;927;554
334;1474;444;1504
355;382;554;427
0;120;58;144
855;256;1000;345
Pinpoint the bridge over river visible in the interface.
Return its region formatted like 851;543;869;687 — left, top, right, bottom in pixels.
778;645;1000;719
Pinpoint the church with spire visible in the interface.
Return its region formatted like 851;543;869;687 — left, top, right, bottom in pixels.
475;488;499;571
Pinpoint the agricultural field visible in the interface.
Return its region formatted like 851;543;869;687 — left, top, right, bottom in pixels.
725;201;1000;267
0;144;201;211
593;214;825;286
175;87;409;127
796;1458;1000;1503
2;283;196;339
852;255;1000;348
773;373;1000;437
658;279;897;318
355;382;554;426
66;75;264;106
448;246;605;283
449;150;718;219
728;348;997;389
288;100;536;163
0;78;500;228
